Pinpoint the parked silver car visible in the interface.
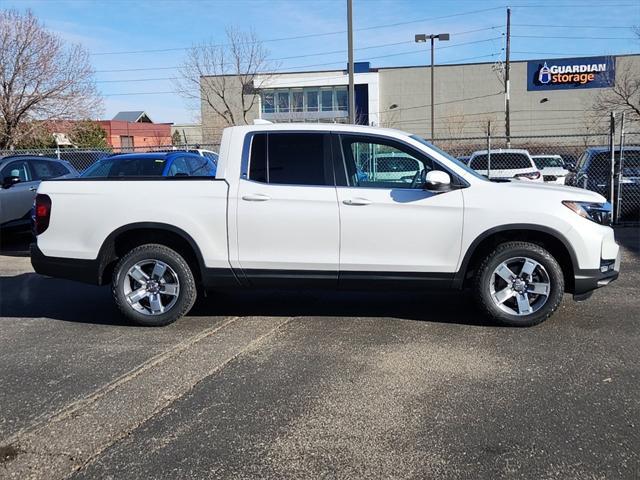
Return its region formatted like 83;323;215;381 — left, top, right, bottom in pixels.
0;155;79;229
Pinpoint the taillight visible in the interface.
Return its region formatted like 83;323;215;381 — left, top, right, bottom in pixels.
34;194;51;235
515;171;541;180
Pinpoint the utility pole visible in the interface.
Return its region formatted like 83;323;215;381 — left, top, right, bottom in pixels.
609;112;616;219
347;0;356;124
505;7;511;146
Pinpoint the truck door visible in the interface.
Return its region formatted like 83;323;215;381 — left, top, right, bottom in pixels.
236;132;339;286
333;133;464;289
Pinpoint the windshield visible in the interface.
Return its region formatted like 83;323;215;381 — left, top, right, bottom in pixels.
533;156;564;168
470;153;532;170
409;135;487;181
82;156;167;177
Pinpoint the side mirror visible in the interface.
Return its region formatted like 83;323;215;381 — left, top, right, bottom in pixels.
2;176;21;189
425;170;451;191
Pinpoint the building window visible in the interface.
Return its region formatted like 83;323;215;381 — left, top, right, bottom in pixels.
335;87;348;112
260;86;350;120
306;90;318;112
276;90;290;113
263;92;275;113
292;90;304;112
321;89;333;112
120;135;134;151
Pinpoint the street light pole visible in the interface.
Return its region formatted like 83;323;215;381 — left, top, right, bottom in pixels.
430;35;435;142
415;33;449;141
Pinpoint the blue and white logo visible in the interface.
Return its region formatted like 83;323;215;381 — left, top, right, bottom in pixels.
538;62;551;84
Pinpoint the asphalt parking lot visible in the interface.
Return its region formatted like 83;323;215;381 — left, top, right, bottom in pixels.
0;229;638;480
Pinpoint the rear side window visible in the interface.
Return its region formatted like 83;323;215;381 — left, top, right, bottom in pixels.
248;132;331;186
31;160;69;180
82;157;167;177
470;153;532;170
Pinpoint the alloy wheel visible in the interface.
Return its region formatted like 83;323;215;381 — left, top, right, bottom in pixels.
123;259;180;315
489;256;551;316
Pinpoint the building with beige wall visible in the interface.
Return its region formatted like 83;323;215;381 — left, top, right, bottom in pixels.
200;54;639;144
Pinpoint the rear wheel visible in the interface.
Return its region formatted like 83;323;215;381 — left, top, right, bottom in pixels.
112;244;197;326
473;241;564;327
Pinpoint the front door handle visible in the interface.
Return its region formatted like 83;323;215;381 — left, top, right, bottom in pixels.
343;198;372;206
242;193;271;202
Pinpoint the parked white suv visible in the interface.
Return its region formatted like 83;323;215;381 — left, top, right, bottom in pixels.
469;149;542;182
532;154;569;184
31;124;619;327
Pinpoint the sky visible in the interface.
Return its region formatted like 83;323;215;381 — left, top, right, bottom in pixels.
5;0;640;124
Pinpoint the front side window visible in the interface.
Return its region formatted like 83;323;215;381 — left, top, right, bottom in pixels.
340;136;433;189
248;133;331;186
1;161;31;182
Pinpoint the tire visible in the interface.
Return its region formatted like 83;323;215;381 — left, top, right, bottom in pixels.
112;244;197;327
473;241;564;327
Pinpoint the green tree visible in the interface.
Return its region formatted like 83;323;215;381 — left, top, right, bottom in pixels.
69;121;109;149
172;130;183;145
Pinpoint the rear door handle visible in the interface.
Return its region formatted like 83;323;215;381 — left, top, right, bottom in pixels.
343;198;372;206
29;186;38;192
242;193;271;202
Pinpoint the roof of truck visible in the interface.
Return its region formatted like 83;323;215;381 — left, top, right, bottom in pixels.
227;123;412;137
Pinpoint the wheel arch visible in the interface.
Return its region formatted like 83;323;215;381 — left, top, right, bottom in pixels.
96;222;206;285
454;224;578;293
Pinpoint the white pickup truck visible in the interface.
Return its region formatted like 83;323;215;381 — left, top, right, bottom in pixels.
31;123;620;327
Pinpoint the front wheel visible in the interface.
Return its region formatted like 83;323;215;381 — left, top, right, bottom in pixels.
112;244;197;326
473;241;564;327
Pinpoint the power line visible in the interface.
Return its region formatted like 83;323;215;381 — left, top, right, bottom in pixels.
510;3;639;7
90;7;504;56
513;23;636;29
513;35;635;40
95;29;503;75
97;38;504;85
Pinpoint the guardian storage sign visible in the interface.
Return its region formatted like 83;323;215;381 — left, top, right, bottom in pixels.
527;56;615;91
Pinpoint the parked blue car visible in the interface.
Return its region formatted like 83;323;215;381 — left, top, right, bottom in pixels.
81;151;216;178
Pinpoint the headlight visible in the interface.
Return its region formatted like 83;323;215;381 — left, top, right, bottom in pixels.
562;201;612;225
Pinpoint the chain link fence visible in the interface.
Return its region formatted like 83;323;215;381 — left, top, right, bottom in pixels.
0;143;221;173
433;132;640;225
1;132;638;225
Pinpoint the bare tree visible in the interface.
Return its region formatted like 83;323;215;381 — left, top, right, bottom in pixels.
0;9;102;149
592;62;640;126
175;27;275;127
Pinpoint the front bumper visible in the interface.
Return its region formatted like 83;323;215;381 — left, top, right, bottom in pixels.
573;250;621;301
30;243;100;285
